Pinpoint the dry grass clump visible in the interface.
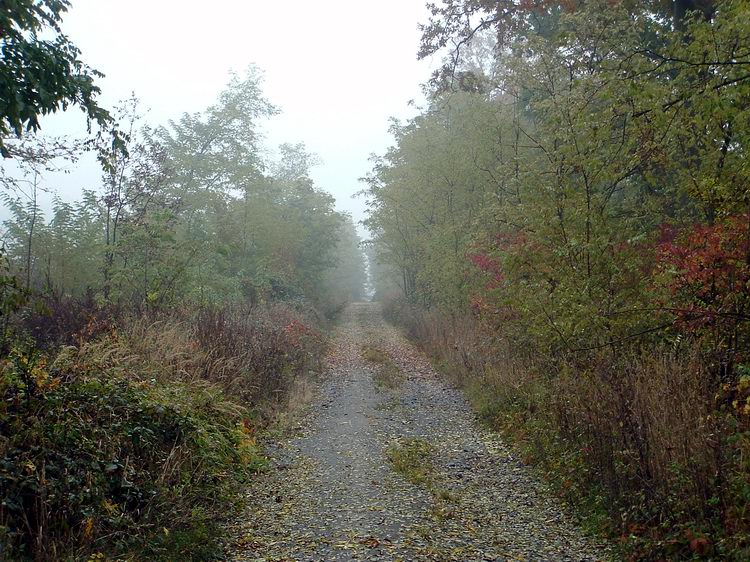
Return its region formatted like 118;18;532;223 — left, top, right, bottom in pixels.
386;437;458;519
362;344;389;364
82;302;324;411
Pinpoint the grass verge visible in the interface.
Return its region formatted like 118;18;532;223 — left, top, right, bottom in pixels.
0;301;326;561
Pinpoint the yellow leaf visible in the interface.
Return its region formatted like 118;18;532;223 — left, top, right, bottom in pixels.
101;499;118;514
83;517;95;540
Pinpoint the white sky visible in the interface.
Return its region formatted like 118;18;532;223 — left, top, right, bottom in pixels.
30;0;438;236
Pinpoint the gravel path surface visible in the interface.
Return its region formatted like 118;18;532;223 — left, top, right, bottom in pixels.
227;302;609;561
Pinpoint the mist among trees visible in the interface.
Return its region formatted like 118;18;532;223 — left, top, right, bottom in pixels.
2;0;750;560
366;0;750;558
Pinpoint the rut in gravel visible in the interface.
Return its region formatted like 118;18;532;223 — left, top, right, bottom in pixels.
228;302;609;561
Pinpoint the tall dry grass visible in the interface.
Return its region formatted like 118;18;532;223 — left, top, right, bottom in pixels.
78;302;325;410
384;298;749;559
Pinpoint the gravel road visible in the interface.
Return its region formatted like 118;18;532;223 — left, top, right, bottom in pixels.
227;302;609;561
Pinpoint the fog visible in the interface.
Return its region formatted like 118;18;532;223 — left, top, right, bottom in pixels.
33;0;437;231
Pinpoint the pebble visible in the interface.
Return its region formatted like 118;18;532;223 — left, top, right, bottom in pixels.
226;303;610;561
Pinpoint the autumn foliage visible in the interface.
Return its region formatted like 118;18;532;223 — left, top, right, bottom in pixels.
657;215;750;338
369;0;750;557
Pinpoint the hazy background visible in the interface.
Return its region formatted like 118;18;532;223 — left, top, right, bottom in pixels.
30;0;438;234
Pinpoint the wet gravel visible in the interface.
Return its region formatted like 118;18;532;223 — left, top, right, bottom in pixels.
227;302;610;561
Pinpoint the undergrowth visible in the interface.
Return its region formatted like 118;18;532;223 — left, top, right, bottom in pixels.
0;298;326;561
384;298;750;561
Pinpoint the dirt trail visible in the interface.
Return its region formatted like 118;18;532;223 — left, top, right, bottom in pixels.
227;302;608;561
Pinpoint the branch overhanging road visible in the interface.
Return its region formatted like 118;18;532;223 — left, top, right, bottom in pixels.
228;302;609;561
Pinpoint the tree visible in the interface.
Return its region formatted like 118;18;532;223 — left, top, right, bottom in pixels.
0;0;112;156
0;64;364;315
1;135;81;291
418;0;720;89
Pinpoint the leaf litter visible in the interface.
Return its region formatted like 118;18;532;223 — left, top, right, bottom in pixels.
226;302;610;561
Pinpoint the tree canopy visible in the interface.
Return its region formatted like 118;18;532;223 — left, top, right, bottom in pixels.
2;67;366;313
0;0;111;156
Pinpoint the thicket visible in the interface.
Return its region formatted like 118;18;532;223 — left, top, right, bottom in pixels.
0;48;365;560
1;297;326;560
366;0;750;559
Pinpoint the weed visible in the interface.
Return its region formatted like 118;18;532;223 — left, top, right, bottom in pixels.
385;437;459;520
362;344;405;389
362;344;389;364
386;437;435;486
373;363;405;389
375;398;402;412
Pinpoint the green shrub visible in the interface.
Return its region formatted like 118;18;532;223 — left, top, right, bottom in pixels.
0;341;262;561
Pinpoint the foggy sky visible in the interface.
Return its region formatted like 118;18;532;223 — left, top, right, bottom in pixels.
32;0;438;235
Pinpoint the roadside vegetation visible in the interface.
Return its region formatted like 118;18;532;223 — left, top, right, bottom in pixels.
0;4;366;560
366;1;750;559
1;304;330;560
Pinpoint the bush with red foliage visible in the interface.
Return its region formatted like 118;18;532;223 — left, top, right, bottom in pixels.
465;231;529;327
657;214;750;371
658;216;750;323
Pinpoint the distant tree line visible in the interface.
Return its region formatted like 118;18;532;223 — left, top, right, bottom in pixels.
1;69;366;315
